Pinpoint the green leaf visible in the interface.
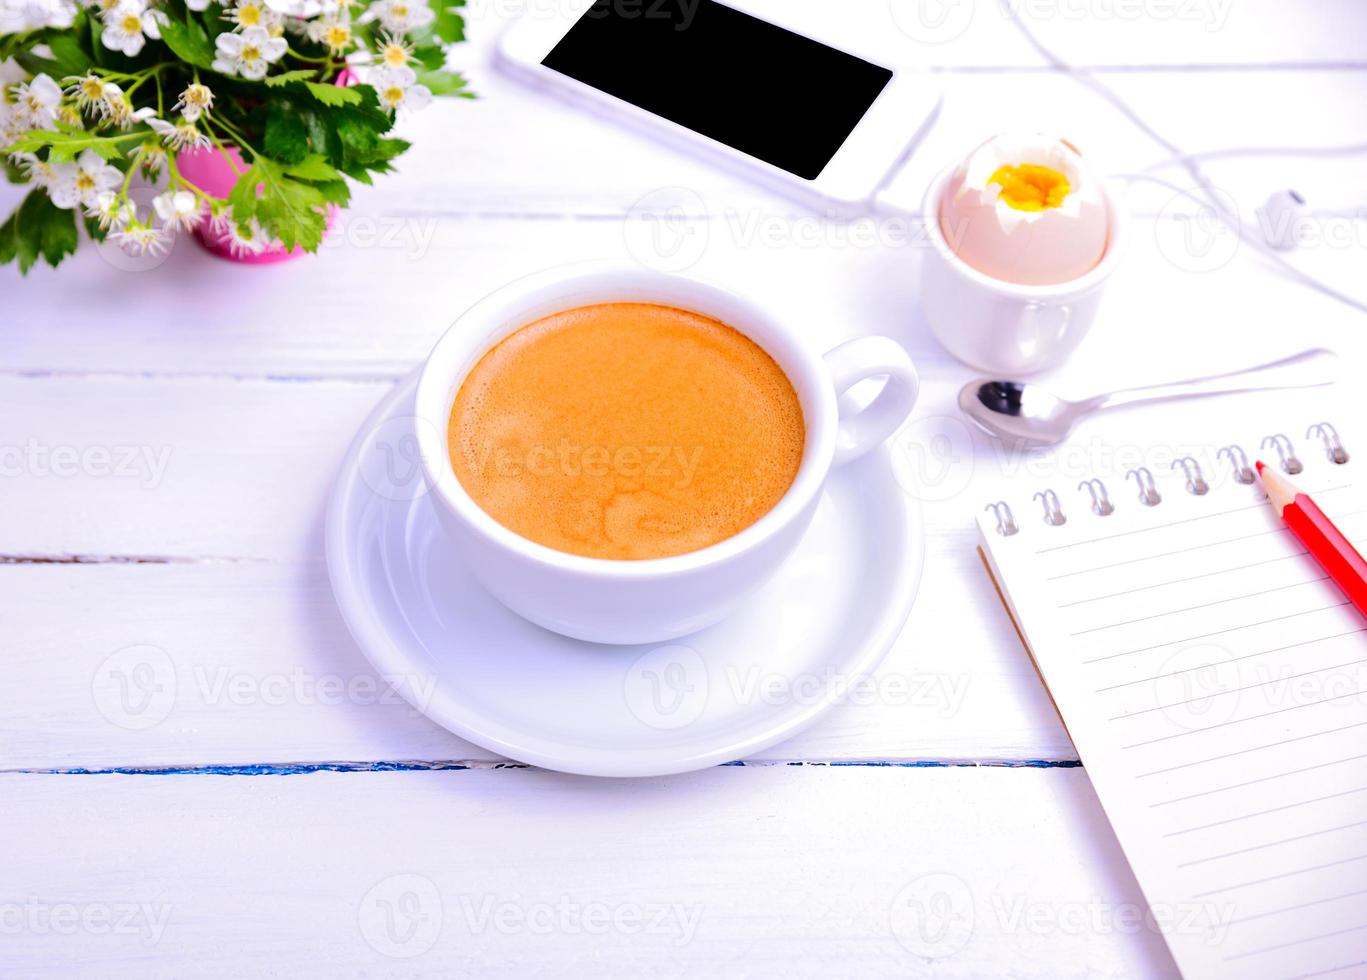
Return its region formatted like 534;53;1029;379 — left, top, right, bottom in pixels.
284;155;341;182
264;102;310;163
431;0;465;43
158;14;216;69
227;158;330;252
0;190;78;273
88;15;108;67
11;129;124;164
304;81;361;107
46;31;93;77
13;50;65;77
83;213;109;243
416;69;469;97
265;69;317;87
314;180;350;207
411;44;446;72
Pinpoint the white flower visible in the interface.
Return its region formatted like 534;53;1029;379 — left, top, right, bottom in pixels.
14;151;59;189
174;82;214;122
114;221;171;256
359;0;433;35
148;116;210;150
375;33;413;69
371;66;431;113
220;214;270;256
101;1;164;57
100;82;156;129
308;15;352;54
185;0;211;9
86;190;136;230
66;73;108;112
224;0;279;32
97;80;124;119
137;140;167;177
46;148;122;210
15;73;62;129
213;26;286;80
153;189;203;231
1;0;74;30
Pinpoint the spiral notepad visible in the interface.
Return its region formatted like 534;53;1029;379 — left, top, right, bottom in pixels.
978;422;1366;980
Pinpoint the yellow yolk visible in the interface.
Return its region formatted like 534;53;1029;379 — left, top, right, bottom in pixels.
988;163;1071;211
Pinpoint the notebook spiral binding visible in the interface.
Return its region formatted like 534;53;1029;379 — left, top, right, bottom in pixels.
1217;445;1256;484
984;425;1350;535
1127;467;1162;506
1308;422;1350;464
1078;478;1114;517
1262;433;1303;474
1171;457;1209;496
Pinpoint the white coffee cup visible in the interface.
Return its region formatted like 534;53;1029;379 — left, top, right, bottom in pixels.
414;262;920;645
919;164;1129;375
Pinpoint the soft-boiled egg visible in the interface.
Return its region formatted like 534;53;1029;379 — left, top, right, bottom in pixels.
937;134;1109;286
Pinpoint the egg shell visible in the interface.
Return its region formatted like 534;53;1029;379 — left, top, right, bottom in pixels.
937;135;1110;286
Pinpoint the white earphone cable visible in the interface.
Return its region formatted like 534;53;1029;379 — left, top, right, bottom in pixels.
995;0;1367;318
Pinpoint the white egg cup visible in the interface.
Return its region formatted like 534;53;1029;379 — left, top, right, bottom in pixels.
918;164;1129;376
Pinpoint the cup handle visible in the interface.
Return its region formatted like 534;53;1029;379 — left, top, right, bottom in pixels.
823;336;920;467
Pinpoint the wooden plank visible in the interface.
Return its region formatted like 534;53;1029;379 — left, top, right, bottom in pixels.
0;766;1183;978
0;554;1070;768
3;61;1364;379
2;203;1364;383
455;0;1367;72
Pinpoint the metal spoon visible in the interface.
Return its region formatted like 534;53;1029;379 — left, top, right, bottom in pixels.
959;348;1339;447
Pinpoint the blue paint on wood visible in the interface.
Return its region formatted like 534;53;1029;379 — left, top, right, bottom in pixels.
17;759;1083;776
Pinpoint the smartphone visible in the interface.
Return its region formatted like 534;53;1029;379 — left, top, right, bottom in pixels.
496;0;940;213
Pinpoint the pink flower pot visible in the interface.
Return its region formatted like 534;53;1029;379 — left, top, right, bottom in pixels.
177;145;336;265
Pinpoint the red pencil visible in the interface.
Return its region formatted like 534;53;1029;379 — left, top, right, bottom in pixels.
1257;461;1367;618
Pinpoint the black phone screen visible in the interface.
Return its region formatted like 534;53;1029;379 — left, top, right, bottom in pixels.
541;0;894;180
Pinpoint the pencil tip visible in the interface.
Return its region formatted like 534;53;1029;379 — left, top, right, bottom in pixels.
1255;460;1266;474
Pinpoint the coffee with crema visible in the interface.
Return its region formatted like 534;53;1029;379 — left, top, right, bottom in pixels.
448;303;805;560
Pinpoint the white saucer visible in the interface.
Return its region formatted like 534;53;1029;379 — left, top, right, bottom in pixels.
326;372;924;777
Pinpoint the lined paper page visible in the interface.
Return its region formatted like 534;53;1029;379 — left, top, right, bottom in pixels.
980;445;1367;980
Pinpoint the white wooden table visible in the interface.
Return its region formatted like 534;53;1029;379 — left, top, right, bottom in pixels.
4;1;1366;975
